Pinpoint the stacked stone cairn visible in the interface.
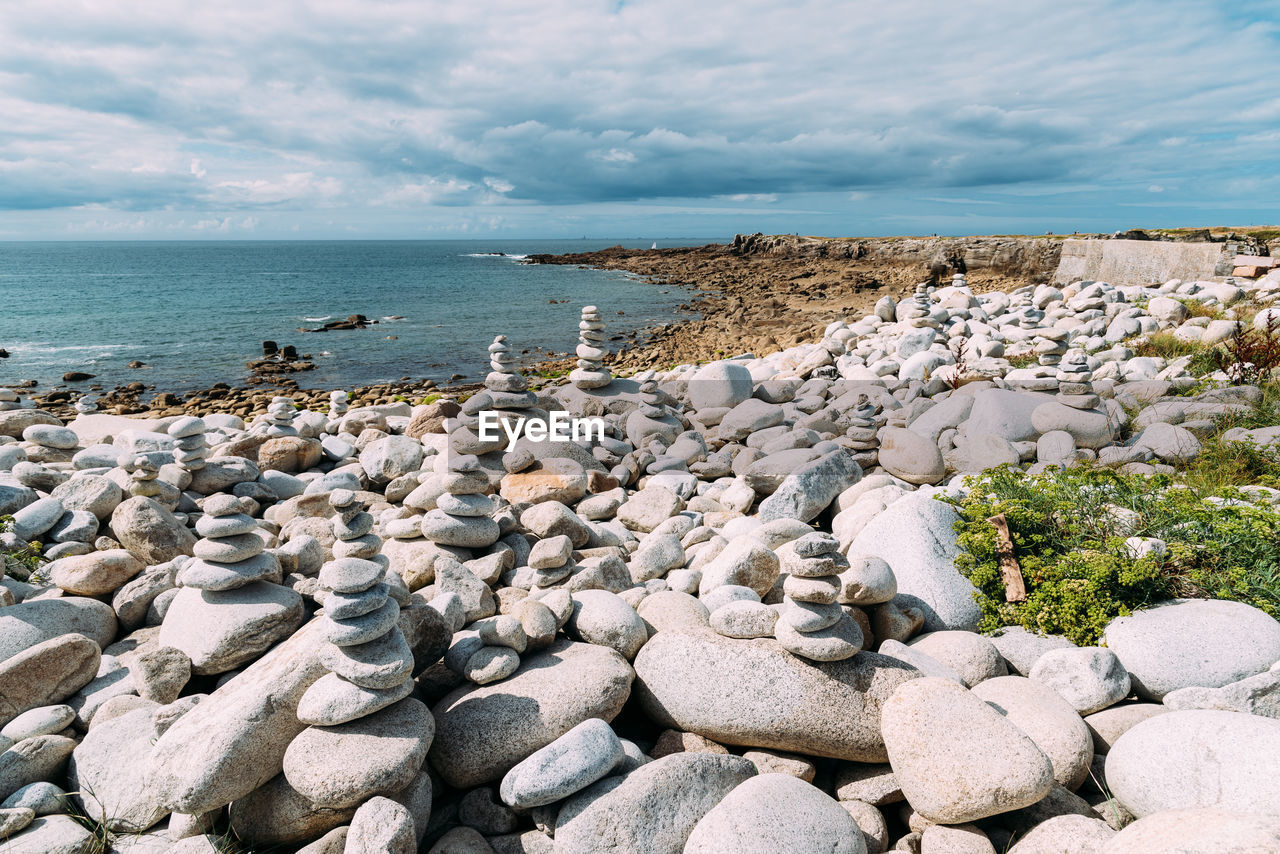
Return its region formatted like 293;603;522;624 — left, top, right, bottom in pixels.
420;453;500;549
570;305;613;389
773;532;862;661
179;493;281;590
120;452;179;510
263;396;298;437
0;387;18;411
843;393;880;465
297;490;413;725
898;282;940;329
326;389;349;431
168;416;209;472
74;395;97;415
485;334;525;393
330;488;386;563
1056;351;1098;406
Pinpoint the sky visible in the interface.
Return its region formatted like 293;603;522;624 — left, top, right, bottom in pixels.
1;0;1278;240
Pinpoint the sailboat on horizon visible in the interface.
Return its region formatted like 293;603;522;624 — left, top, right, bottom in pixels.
651;241;658;250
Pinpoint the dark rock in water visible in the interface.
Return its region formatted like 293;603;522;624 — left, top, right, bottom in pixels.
301;314;375;333
64;371;95;382
0;349;8;358
262;341;279;356
282;345;298;359
128;361;147;369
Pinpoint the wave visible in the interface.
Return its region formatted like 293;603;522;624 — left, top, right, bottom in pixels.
304;316;332;322
3;342;144;355
462;253;528;260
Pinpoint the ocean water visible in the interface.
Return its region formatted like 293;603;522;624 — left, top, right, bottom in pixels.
0;239;714;394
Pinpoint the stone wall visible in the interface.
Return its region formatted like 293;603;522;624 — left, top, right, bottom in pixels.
1053;239;1234;285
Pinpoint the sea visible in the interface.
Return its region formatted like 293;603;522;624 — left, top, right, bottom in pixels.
0;239;715;395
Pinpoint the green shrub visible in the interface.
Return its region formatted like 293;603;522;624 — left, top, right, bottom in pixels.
0;515;44;581
943;466;1280;644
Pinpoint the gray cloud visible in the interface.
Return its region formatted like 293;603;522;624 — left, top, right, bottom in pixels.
0;0;1277;235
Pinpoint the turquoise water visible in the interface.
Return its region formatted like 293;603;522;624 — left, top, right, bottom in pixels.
0;239;714;393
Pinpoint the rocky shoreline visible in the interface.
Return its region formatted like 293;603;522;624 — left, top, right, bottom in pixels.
0;239;1279;851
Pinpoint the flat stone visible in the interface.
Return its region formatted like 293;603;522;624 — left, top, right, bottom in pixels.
317;598;400;647
66;707;168;832
48;548;143;596
296;672;413;725
0;597;116;664
880;677;1054;824
555;753;757;854
192;532;263;563
683;773;864;853
283;697;432;809
0;735;76;802
1101;807;1280;853
635;627;919;762
178;552;281;591
1103;598;1280;700
0;815;94;853
0;706;75;743
145;620;329;815
158;582;305;675
709;601;778;638
318;557;385;593
0;634;100;727
774;612;862;661
1106;709;1280;818
429;640;633;788
906;630;1007;687
499;717;624;809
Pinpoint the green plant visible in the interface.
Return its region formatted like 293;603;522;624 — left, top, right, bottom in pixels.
0;515;44;581
1130;332;1205;361
418;393;442;405
1006;353;1038;369
943;466;1280;644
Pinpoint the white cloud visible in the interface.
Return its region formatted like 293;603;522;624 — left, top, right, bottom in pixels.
0;0;1276;235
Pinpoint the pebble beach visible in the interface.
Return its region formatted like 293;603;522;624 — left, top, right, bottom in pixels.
1;233;1280;853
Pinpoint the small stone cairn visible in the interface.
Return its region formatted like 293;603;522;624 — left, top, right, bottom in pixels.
180;493;280;590
486;335;526;393
1055;351;1099;409
330;488;385;562
121;452;179;509
419;453;500;549
297;490;413;726
899;283;940;329
168;416;209;472
74;396;97;415
326;390;349;432
774;532;861;662
570;305;613;389
0;388;18;412
263;396;298;437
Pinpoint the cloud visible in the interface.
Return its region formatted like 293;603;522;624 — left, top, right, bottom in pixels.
0;0;1277;236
